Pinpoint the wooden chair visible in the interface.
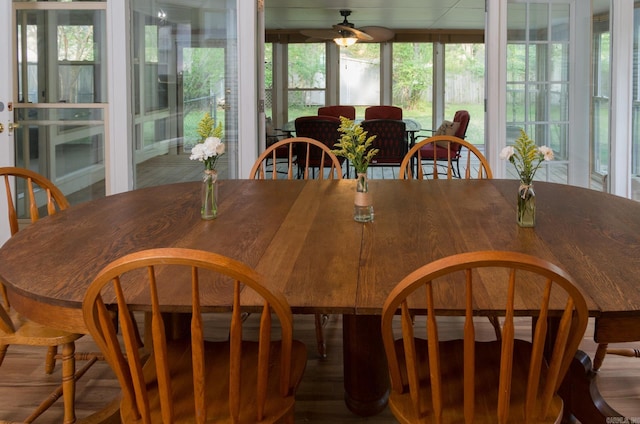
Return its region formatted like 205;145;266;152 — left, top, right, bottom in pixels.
0;166;101;423
381;250;589;423
249;137;342;181
364;105;403;120
399;135;492;180
250;139;340;358
318;105;356;120
82;247;307;424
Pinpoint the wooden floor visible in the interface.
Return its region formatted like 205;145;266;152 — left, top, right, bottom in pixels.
0;314;639;423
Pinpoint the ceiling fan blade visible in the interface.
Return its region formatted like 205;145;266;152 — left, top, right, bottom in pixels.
359;26;395;42
300;29;340;40
333;24;374;41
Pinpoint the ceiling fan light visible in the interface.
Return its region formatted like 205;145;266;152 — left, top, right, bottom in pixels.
334;36;357;47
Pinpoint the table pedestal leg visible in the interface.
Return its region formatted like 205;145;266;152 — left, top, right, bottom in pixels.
542;317;622;422
559;350;623;423
342;314;389;416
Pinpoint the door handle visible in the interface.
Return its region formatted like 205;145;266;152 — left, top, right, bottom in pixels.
0;123;3;133
8;122;20;134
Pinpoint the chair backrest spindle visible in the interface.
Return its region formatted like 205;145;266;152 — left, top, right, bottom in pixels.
399;136;492;180
250;137;343;180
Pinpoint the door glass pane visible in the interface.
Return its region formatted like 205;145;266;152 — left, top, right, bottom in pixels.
265;43;274;122
14;107;105;205
592;20;610;181
14;6;107;204
16;10;107;104
182;47;225;150
506;2;570;184
131;2;238;186
632;3;640;200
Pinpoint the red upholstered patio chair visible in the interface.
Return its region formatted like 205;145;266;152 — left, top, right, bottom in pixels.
364;105;403;120
419;110;470;177
399;136;492;180
360;119;408;170
317;105;356;120
294;115;346;177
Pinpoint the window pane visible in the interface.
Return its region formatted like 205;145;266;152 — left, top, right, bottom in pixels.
340;43;379;105
445;43;485;143
507;44;526;81
507;4;527;41
528;4;549;42
393;43;432;130
288;43;326;119
551;4;570;42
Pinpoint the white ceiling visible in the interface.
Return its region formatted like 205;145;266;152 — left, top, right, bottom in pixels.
264;0;611;31
264;0;487;31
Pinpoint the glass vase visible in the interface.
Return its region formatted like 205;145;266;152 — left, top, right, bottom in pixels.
517;182;535;227
201;169;218;220
354;173;374;222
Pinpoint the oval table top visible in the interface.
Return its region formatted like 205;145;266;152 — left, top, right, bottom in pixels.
1;178;640;340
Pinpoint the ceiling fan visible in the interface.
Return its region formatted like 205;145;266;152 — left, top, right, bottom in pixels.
300;10;395;46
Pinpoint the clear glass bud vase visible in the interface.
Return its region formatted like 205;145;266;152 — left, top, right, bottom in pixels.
517;182;535;227
354;173;374;222
201;169;218;220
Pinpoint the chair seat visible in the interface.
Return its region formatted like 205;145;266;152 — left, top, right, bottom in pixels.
418;143;461;161
388;339;563;424
370;157;404;165
120;338;308;423
0;308;82;346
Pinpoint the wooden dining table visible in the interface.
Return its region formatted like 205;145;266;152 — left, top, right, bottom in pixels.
1;178;639;422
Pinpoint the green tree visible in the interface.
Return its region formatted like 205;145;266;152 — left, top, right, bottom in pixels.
182;47;225;115
392;43;433;110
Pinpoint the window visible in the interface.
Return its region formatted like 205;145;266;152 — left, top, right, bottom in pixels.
631;6;640;200
592;24;610;180
506;2;570;184
340;43;380;108
392;43;433;130
445;44;485;144
287;43;326;121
